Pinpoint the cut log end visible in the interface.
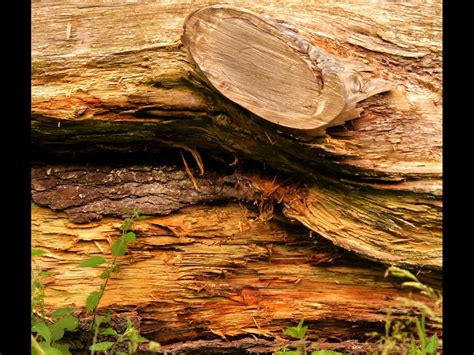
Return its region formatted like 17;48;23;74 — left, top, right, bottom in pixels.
183;5;323;129
182;4;392;134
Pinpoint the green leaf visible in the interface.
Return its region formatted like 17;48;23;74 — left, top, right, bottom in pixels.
279;351;300;355
77;256;106;268
148;341;161;352
283;327;300;339
32;202;40;209
86;291;101;312
296;319;307;338
136;215;151;220
409;336;419;355
39;271;52;277
402;281;429;292
130;341;139;353
32;249;48;256
137;335;149;343
385;266;419;282
51;343;71;355
32;322;52;344
37;344;64;355
299;325;308;337
89;341;114;351
311;351;344;355
123;232;136;243
425;334;438;354
99;268;112;279
111;238;128;256
49;323;65;342
51;308;75;318
119;218;134;232
55;315;79;331
284;320;307;339
102;328;119;337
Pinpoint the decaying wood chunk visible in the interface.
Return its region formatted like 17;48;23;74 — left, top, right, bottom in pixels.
183;5;392;135
31;1;441;181
32;164;441;270
32;204;441;352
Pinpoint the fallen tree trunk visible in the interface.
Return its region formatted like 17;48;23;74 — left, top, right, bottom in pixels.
31;0;442;352
32;202;441;353
31;163;441;270
32;0;442;270
31;164;441;352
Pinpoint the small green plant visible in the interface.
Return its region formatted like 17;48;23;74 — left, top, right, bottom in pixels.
277;319;308;355
32;205;158;354
32;248;79;355
91;318;160;354
275;319;343;355
81;208;141;318
76;207;158;354
366;266;441;355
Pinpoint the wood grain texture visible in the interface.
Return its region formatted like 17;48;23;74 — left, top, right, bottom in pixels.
31;1;442;266
32;204;441;352
31;0;441;178
31;164;442;270
31;2;442;348
284;178;442;270
182;5;392;133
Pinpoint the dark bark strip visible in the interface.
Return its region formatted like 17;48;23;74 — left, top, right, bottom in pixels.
31;165;261;223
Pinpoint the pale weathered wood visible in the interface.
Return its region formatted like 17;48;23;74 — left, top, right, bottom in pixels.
31;1;441;178
31;1;442;269
182;5;392;134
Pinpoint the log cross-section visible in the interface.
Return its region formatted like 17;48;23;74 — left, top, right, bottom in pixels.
182;5;392;135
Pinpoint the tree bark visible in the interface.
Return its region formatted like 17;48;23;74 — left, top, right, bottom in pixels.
31;0;442;352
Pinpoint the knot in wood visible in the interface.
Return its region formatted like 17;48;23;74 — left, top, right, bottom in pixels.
182;5;392;135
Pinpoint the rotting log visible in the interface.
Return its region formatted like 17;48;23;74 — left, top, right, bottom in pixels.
31;0;442;352
32;203;441;353
31;0;442;177
32;164;441;270
32;1;442;270
31;164;442;351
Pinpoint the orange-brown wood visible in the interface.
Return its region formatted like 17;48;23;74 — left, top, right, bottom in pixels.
32;205;440;352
